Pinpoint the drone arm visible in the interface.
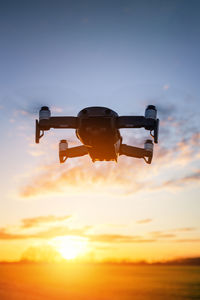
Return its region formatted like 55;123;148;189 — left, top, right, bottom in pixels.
120;144;153;164
117;116;159;143
36;117;78;143
117;116;155;129
40;116;78;129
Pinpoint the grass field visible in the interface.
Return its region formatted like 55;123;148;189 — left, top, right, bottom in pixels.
0;264;200;300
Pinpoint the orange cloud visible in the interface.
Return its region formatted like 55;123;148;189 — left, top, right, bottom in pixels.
0;216;199;248
88;234;156;243
0;228;27;240
175;239;200;243
18;130;200;199
163;84;170;90
136;218;153;224
19;158;145;198
21;215;72;228
150;231;176;239
0;225;88;240
160;170;200;190
172;227;196;232
0;225;157;244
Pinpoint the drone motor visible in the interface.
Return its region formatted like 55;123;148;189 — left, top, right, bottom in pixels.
39;106;51;120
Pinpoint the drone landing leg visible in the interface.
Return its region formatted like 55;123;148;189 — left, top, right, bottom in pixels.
59;145;88;163
119;144;153;164
67;146;88;158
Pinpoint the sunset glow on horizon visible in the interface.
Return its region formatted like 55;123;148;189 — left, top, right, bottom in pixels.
52;236;89;260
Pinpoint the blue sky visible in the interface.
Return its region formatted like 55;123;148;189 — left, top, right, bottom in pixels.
0;0;199;261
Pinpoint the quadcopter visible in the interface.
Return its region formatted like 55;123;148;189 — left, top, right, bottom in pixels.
35;105;159;164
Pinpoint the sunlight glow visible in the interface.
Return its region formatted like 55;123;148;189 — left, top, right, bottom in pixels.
52;236;88;260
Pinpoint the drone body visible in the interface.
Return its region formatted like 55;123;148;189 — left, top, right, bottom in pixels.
36;105;159;164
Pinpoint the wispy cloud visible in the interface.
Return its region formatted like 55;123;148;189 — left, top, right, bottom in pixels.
88;234;156;243
160;170;200;190
0;225;88;240
19;158;145;198
0;224;153;243
0;228;27;240
14;97;199;200
0;214;88;240
28;150;45;157
163;84;170;90
175;239;200;243
0;216;199;247
157;103;175;120
19;139;200;198
136;219;153;224
149;228;198;240
150;231;176;239
171;227;196;232
21;215;72;228
2;226;199;244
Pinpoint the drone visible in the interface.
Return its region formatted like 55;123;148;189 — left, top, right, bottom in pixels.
35;105;159;164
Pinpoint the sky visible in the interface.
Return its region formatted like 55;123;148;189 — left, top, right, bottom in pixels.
0;0;200;262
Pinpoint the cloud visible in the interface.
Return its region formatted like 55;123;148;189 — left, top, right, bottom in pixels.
19;158;145;198
20;139;200;198
172;227;196;232
149;228;198;239
0;228;27;240
175;239;200;243
2;224;199;244
0;214;88;240
87;234;156;244
21;215;72;228
0;216;198;247
51;106;63;113
153;133;200;175
0;225;88;240
28;150;45;157
157;103;175;119
160;169;200;190
163;84;170;90
32;226;87;239
183;170;200;182
136;218;153;224
0;214;156;244
0;223;156;244
18;122;200;199
150;231;176;238
154;98;200;150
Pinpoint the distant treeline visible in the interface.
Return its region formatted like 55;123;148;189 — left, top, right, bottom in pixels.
1;257;200;266
153;257;200;266
101;257;200;266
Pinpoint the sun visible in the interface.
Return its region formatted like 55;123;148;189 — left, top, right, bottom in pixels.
53;236;88;260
